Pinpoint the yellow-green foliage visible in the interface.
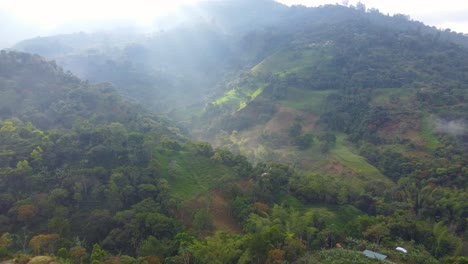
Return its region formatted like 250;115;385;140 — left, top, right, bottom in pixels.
28;256;61;264
0;120;16;133
215;84;267;111
214;45;335;112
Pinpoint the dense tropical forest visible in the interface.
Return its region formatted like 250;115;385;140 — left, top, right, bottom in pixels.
0;1;467;263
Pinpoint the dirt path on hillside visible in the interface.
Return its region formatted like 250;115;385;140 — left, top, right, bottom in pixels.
181;191;242;235
211;191;242;233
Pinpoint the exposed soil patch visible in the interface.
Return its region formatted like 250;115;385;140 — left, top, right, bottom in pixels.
211;191;242;233
378;119;425;147
177;190;241;236
237;105;319;150
326;161;355;176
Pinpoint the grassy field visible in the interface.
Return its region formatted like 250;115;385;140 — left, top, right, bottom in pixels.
331;135;390;184
213;46;335;112
279;87;336;114
155;150;237;199
420;112;441;151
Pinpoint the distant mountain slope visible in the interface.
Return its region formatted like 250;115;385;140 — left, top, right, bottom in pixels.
197;13;468;155
0;1;467;262
12;2;468;115
0;51;132;128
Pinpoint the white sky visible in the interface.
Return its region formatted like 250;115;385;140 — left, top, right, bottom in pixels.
0;0;467;48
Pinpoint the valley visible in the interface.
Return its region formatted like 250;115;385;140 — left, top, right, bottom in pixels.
0;1;467;263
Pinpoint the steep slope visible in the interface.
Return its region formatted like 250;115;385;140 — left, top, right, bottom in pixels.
0;51;251;259
10;0;288;114
3;2;468;262
196;7;468;177
183;8;468;261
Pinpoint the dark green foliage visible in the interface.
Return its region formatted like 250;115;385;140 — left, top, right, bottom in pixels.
190;141;214;157
192;209;214;233
1;1;468;263
229;196;254;224
293;133;313;150
0;52;189;258
288;123;302;138
253;162;295;202
136;236;171;259
0;246;9;259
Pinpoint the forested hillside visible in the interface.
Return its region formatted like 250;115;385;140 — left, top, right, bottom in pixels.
2;1;468;263
0;51;242;261
0;50;458;263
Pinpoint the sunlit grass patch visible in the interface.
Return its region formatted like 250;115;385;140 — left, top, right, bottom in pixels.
420;112;441;151
156;150;236;199
330;135;390;184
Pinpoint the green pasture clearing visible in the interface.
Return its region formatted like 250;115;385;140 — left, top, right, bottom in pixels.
279;87;336;114
330;135;390;184
155;150;236;199
420;112;441;151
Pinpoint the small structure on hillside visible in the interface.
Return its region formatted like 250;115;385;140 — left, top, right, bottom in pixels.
396;247;408;253
363;250;387;260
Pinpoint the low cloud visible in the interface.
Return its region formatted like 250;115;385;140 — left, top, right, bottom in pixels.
433;116;467;136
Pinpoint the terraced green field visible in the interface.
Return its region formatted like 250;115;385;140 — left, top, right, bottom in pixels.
214;83;267;110
331;135;389;184
252;46;334;75
213;45;336;111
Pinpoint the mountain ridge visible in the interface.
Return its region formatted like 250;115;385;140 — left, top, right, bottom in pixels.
0;1;467;263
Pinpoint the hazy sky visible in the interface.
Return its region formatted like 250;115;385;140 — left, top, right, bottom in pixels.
280;0;468;34
1;0;467;49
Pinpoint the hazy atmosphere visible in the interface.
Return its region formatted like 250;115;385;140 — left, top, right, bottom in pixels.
1;0;468;48
0;0;466;263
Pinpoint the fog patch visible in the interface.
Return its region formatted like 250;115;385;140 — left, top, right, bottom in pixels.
433;116;467;136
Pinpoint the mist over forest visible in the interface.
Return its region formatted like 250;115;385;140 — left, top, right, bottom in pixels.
0;1;467;263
